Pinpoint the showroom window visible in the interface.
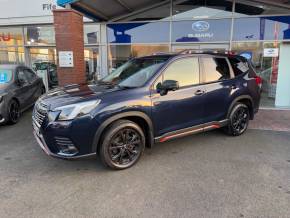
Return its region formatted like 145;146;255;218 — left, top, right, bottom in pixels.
84;24;100;44
233;16;290;41
172;0;233;20
0;27;23;46
25;26;55;46
108;44;170;73
234;0;290;16
172;18;232;43
0;47;25;64
107;22;170;44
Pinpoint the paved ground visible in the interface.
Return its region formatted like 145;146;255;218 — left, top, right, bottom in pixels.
0;109;290;218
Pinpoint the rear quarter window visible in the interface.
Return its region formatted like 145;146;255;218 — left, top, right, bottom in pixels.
229;57;250;76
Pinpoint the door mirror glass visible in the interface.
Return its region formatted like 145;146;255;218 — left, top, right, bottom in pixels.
157;80;179;95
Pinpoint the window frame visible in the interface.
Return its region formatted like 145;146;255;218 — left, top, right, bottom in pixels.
199;56;235;85
151;55;201;91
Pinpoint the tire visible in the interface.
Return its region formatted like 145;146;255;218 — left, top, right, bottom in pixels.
99;119;146;170
223;103;250;136
7;99;21;125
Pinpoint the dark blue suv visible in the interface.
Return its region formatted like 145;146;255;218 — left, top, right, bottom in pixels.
32;51;261;170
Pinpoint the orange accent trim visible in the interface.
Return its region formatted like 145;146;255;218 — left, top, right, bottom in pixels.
159;124;220;143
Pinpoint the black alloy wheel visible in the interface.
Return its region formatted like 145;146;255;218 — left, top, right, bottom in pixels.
224;103;250;136
8;100;21;124
99;120;145;170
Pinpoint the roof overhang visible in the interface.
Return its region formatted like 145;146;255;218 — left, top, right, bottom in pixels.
57;0;171;21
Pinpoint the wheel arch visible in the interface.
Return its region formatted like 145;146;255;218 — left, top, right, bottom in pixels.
92;111;154;153
227;95;254;120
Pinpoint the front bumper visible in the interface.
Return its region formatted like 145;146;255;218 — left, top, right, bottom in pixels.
32;115;99;159
33;130;95;159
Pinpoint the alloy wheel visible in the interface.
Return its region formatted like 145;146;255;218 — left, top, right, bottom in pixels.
9;101;20;123
232;107;249;134
108;128;142;166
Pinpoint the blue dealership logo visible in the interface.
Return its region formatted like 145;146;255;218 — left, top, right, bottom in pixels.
192;21;210;32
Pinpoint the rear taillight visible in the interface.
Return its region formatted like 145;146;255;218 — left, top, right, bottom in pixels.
255;76;262;88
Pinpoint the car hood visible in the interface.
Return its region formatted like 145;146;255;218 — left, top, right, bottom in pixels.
38;83;119;109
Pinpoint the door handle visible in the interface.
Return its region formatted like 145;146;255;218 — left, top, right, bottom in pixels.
231;84;238;90
195;90;205;96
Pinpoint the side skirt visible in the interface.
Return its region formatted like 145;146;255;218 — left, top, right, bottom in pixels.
154;120;228;143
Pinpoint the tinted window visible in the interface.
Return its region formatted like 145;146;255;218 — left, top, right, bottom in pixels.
24;69;36;82
163;57;199;87
17;70;28;85
229;57;249;76
201;57;230;83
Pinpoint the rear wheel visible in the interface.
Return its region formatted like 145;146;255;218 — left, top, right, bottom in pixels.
99;119;145;170
8;99;21;124
224;103;250;136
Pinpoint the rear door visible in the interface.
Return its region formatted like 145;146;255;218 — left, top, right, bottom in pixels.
200;56;234;123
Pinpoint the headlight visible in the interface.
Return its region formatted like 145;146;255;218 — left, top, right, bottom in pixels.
53;99;101;121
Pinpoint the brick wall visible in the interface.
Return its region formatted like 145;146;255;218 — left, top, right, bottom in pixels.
53;9;86;87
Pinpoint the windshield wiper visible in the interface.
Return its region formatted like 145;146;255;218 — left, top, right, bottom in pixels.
117;85;137;89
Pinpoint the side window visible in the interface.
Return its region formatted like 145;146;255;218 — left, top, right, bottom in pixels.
201;57;231;83
162;57;199;87
17;69;29;85
228;57;249;77
24;69;36;83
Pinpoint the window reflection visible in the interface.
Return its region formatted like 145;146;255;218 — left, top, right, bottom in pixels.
26;26;55;46
163;57;199;87
108;44;169;73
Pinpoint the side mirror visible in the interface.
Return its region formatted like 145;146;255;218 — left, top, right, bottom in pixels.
16;78;25;86
157;80;179;96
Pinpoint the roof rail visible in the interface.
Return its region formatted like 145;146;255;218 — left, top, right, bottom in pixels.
178;49;234;55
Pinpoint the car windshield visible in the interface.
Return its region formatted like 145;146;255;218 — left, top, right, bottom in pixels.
0;69;13;85
101;57;169;88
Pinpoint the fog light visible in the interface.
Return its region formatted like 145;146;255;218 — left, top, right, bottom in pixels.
55;136;78;156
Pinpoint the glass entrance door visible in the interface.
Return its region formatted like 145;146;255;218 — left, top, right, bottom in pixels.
28;47;58;89
84;47;100;81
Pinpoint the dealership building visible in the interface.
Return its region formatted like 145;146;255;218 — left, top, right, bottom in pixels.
1;0;290;108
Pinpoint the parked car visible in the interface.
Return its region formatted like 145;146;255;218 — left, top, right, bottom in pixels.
0;65;45;124
32;51;261;170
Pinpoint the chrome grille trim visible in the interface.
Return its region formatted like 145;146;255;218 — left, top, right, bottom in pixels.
33;101;48;127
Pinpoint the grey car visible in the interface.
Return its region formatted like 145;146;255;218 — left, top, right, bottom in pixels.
0;65;45;125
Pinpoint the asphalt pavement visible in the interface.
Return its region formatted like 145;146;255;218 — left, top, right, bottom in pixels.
0;109;290;218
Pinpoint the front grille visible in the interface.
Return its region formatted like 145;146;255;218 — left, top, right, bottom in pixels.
33;102;48;127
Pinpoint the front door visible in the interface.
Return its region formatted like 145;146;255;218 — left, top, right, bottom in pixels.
151;56;205;136
14;67;31;110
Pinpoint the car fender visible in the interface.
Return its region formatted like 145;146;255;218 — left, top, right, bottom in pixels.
227;95;254;119
91;111;154;153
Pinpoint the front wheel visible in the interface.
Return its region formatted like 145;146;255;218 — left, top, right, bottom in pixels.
8;99;21;124
99;120;145;170
224;103;250;136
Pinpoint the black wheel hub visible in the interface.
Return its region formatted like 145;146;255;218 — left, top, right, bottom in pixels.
9;102;20;123
109;128;142;165
232;107;248;133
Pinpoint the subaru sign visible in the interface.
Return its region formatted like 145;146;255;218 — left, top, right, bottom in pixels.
192;21;210;32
